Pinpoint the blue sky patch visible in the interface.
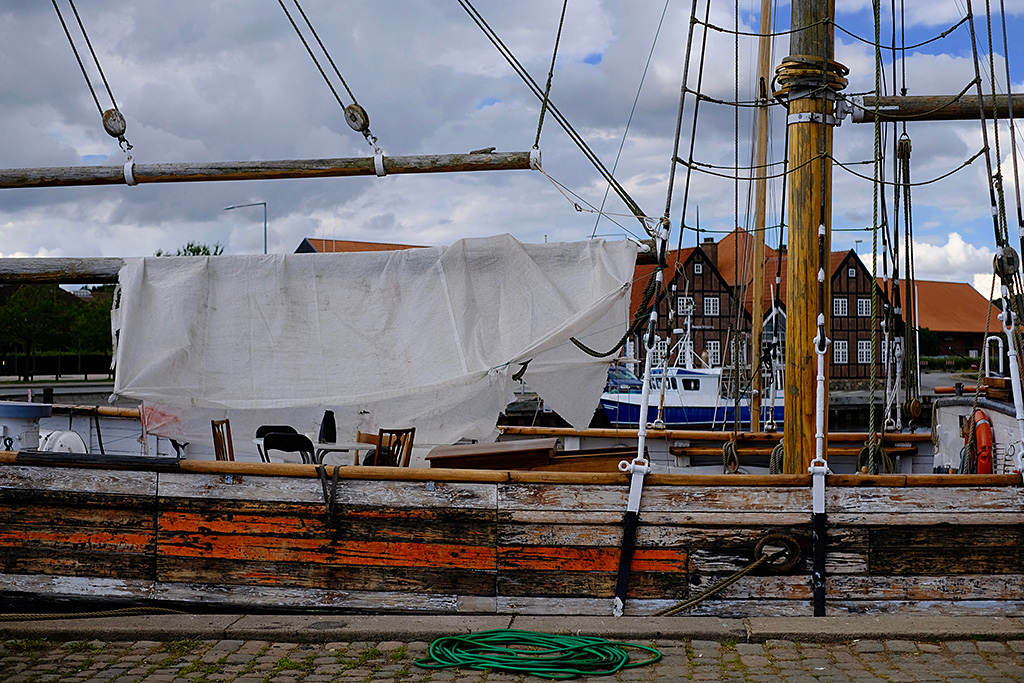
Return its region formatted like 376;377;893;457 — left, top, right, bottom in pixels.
80;154;109;164
583;52;602;65
477;97;501;110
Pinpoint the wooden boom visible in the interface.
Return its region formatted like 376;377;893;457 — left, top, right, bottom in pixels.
850;94;1024;123
0;151;532;189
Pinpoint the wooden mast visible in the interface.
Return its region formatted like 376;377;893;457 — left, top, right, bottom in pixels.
780;0;840;473
0;152;532;189
749;0;774;432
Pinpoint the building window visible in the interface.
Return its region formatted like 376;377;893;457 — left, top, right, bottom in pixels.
857;298;871;317
881;340;888;365
833;340;848;364
677;296;694;315
706;340;721;366
694;261;703;274
704;296;719;317
848;267;856;278
857;340;872;364
833;297;848;317
651;338;669;365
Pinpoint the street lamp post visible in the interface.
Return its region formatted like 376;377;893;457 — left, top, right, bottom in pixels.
224;202;267;254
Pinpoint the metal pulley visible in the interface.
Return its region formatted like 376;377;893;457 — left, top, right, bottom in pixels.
344;104;370;133
102;108;126;138
102;108;133;153
993;245;1021;281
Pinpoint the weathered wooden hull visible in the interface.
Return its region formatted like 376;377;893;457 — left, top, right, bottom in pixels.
0;454;1021;616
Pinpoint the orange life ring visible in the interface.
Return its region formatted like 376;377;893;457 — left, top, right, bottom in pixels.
965;409;994;474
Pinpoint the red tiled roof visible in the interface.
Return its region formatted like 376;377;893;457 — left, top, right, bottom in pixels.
878;278;1003;334
716;228;779;287
301;238;425;253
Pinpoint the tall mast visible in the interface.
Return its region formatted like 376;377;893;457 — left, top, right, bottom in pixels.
749;0;773;432
779;0;842;472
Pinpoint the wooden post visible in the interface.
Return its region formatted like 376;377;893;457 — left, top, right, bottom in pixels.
781;0;838;473
0;151;532;189
749;0;774;431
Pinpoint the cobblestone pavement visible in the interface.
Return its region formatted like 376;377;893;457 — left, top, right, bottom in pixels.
2;636;1024;682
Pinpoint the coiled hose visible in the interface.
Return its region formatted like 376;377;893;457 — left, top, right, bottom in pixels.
414;628;661;679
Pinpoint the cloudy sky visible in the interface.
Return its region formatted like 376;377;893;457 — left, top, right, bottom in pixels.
1;0;1022;295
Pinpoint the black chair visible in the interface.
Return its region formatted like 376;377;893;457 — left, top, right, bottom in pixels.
254;425;299;462
261;432;316;465
256;425;298;438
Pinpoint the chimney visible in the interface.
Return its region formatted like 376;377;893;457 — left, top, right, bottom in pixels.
701;236;717;266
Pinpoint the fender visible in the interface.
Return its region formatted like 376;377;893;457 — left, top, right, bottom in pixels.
966;409;994;474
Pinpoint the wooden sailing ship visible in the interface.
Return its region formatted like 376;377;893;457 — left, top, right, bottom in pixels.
1;0;1023;618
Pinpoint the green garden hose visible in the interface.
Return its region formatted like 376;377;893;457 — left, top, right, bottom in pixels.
414;628;661;679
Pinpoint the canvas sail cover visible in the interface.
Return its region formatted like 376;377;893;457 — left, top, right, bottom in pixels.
111;234;637;460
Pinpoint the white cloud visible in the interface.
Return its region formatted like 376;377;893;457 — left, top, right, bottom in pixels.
0;0;1020;265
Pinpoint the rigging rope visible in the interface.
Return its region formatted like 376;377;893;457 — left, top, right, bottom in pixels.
457;0;648;229
276;0;381;152
593;0;672;238
414;630;662;680
52;0;132;152
832;14;969;51
534;0;568;150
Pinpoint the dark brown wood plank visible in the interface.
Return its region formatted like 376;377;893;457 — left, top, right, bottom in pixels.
156;556;496;595
869;526;1024;575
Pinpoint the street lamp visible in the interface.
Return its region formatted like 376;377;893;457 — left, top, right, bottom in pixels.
224;202;267;254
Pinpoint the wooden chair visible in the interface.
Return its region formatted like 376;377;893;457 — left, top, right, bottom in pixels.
362;427;415;467
211;419;235;462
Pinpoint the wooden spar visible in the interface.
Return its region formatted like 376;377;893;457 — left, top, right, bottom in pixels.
0;258;124;284
850;94;1024;123
781;2;836;473
749;0;773;431
0;151;532;189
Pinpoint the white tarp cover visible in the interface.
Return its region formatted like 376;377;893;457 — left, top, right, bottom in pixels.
111;235;637;460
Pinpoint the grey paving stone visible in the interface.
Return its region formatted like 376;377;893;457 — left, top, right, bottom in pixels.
883;639;917;652
977;640;1009;652
945;641;979;653
853;640;885;653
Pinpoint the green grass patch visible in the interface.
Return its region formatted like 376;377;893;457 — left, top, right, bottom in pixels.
6;638;50;652
159;638;202;656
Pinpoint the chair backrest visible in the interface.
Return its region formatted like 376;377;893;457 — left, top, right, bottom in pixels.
211;419;235;462
356;430;379;445
256;424;299;438
374;427;415;467
262;432;316;464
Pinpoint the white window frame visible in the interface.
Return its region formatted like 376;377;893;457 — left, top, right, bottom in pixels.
651;338;669;365
704;296;720;317
856;298;871;317
833;297;848;317
857;340;872;364
848;267;856;278
833;340;848;364
677;296;694;315
694;262;703;275
705;340;721;366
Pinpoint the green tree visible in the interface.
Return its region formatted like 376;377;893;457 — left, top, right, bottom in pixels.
155;241;225;256
0;285;73;380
